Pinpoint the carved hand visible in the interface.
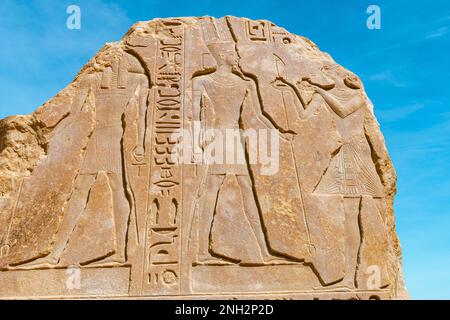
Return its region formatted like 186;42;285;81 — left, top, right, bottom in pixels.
272;78;291;91
133;145;145;162
313;86;327;95
282;131;297;142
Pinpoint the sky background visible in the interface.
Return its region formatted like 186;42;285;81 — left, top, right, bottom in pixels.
0;0;449;299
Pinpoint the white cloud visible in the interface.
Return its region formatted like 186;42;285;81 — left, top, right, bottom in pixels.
377;103;425;123
425;26;449;39
0;0;132;66
368;70;406;87
390;117;450;159
0;0;132;117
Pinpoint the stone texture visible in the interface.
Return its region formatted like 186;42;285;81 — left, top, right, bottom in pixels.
0;16;407;299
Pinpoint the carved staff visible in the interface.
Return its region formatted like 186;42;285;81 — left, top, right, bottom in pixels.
273;55;314;256
0;178;24;259
187;90;210;256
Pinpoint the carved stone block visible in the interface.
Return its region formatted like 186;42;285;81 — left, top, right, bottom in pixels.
0;16;407;300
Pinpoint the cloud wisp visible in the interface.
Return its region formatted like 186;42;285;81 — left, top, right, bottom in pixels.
425;26;449;39
377;103;425;123
368;70;406;88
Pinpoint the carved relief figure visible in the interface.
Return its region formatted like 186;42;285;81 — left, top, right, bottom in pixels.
313;63;383;197
0;17;405;299
192;41;290;264
311;62;384;288
272;59;387;288
16;52;149;268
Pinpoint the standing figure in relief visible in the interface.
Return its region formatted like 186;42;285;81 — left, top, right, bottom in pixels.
17;53;149;268
311;62;384;288
192;41;291;264
313;63;383;196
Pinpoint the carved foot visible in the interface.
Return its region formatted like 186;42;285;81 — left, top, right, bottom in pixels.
314;280;355;291
83;253;126;267
237;254;288;266
193;254;236;266
9;255;60;270
260;256;291;265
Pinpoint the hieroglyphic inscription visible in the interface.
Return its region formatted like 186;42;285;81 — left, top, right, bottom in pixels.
143;20;184;293
246;20;269;41
246;20;293;44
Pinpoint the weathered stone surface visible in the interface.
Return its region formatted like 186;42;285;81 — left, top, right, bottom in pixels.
0;16;407;299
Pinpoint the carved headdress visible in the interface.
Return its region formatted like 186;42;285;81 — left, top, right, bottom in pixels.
199;17;236;52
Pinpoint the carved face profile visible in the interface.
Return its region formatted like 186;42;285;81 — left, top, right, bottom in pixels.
344;74;362;89
301;61;335;89
207;41;239;67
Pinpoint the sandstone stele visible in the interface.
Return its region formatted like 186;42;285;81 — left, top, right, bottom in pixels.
0;16;407;300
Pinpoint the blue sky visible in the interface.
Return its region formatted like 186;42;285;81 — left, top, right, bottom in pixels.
0;0;449;299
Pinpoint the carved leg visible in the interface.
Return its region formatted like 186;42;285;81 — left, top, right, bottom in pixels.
14;174;96;268
196;174;225;264
236;175;279;262
88;172;130;266
342;196;362;289
109;172;131;261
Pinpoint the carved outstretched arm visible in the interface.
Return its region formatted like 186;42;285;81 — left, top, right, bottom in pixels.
247;81;278;131
315;87;365;118
137;83;149;152
275;79;324;119
192;79;204;154
290;91;307;117
290;92;323;119
193;79;203;123
133;76;149;160
272;78;322;132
